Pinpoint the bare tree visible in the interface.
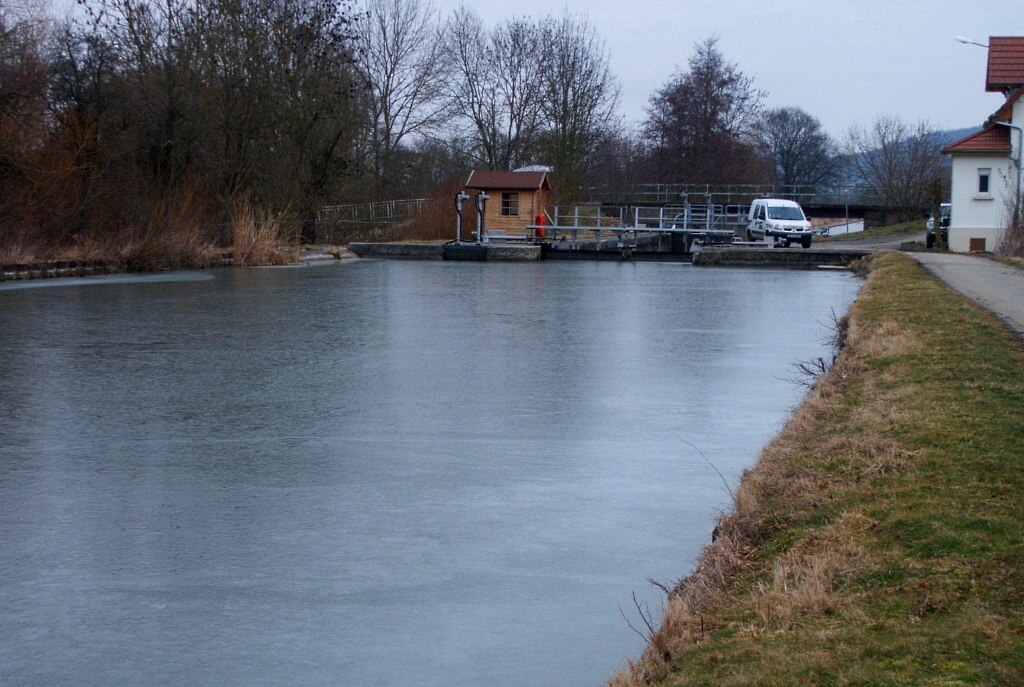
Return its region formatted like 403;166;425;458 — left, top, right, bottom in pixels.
50;0;360;213
0;0;52;245
356;0;445;198
442;8;543;169
997;173;1024;255
643;37;765;184
847;115;946;220
754;106;840;189
536;12;619;200
0;0;49;123
586;129;649;201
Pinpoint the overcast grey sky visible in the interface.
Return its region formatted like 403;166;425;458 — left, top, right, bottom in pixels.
430;0;1022;138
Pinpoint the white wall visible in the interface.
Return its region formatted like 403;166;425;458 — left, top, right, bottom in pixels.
948;154;1016;252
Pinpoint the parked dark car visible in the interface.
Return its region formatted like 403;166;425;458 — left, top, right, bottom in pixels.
926;203;951;248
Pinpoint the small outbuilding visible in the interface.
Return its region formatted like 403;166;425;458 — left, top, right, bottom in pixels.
465;170;551;239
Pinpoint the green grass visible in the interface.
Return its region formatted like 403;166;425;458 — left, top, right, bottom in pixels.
992;255;1024;271
818;220;925;242
612;253;1024;686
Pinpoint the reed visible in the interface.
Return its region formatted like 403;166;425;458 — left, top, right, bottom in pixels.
230;198;296;266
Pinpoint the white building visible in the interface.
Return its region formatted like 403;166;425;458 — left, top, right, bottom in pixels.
944;37;1024;253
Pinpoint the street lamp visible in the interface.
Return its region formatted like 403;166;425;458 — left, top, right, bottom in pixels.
955;35;989;48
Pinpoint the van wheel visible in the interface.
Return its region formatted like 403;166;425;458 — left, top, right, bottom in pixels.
801;236;812;249
927;234;935;249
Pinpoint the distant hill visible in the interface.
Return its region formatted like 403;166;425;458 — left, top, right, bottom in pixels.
934;126;983;147
835;126;984;187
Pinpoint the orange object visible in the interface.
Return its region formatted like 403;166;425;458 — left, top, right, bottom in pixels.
536;213;546;238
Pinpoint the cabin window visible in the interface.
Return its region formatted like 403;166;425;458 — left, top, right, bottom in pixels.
978;168;991;194
501;192;519;216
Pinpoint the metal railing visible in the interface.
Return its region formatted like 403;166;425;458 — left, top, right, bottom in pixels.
544;203;747;232
316;198;443;244
580;183;889;208
531;203;745;251
318;198;433;224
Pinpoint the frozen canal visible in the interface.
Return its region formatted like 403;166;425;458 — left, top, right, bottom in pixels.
0;260;861;686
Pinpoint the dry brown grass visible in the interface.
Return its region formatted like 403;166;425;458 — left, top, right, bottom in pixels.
750;550;847;630
230;199;296;266
0;242;39;264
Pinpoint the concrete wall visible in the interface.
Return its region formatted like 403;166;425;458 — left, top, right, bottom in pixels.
948;154;1015;252
693;247;868;268
348;243;444;259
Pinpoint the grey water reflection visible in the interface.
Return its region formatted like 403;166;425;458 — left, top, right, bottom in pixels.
0;261;861;686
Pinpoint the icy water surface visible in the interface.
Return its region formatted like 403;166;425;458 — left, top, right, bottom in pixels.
0;261;861;686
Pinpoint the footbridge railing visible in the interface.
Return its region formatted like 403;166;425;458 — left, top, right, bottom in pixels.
581;184;888;208
514;203;749;252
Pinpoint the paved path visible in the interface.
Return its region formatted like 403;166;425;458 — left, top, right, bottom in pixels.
913;252;1024;338
815;230;926;252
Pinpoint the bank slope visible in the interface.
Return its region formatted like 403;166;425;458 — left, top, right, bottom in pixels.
613;252;1024;686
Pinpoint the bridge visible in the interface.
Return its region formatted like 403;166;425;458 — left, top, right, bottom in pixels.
536;203;744;253
314;184;921;246
577;183;913;223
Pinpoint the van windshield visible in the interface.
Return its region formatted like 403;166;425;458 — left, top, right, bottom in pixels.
767;206;805;221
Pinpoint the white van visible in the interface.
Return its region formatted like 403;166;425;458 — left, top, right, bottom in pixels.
746;198;813;248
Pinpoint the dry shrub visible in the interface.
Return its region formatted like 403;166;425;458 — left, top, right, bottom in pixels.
1;172;224;270
0;240;39;264
231;199;296;266
402;177;470;242
117;185;219;271
404;197;457;241
996;191;1024;256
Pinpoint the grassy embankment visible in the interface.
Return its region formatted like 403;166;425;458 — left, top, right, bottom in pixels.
818;220;925;242
612;251;1024;686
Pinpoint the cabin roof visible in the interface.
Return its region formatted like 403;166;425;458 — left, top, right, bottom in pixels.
465;170;550;191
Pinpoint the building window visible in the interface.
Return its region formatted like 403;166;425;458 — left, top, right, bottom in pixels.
978;168;991;194
501;192;519;216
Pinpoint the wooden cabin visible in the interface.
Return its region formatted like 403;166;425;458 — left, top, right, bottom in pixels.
465;170;551;238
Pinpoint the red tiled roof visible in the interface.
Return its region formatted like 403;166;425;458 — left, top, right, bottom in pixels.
465;170;550;191
986;36;1024;92
942;125;1012;155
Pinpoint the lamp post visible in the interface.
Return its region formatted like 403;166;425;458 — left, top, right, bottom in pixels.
954;36;989;48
